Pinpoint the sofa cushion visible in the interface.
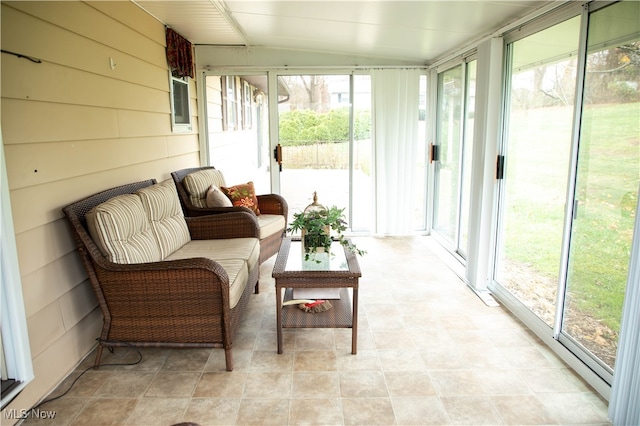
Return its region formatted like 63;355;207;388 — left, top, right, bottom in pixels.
165;238;260;271
221;181;260;215
257;214;286;239
183;169;226;208
86;194;162;264
164;237;259;308
206;184;233;208
136;179;191;259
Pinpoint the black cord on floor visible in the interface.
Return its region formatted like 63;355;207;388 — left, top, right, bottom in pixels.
27;343;143;415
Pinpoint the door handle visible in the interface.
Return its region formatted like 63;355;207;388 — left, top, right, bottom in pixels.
274;144;282;171
429;143;439;163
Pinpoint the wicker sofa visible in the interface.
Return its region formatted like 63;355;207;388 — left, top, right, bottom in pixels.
62;179;260;371
171;166;287;265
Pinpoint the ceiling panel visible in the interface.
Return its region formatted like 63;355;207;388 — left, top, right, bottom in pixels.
134;0;549;62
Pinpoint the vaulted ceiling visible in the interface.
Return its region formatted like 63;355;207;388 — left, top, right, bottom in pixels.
134;0;549;64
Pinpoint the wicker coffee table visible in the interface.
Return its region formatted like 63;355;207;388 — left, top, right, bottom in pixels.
272;237;361;354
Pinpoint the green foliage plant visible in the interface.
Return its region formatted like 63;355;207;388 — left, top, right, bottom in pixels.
288;206;366;261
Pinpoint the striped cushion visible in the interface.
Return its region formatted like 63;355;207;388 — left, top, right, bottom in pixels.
165;239;259;309
183;169;227;208
136;179;191;258
86;194;162;264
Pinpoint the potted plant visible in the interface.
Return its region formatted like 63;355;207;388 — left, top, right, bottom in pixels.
287;193;365;261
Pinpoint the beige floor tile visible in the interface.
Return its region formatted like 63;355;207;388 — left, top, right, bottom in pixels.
378;350;427;371
430;370;485;397
421;347;472;370
404;328;447;349
366;313;406;331
183;397;241;425
372;331;418;350
500;346;556;369
536;393;611;424
249;350;294;372
52;370;112;398
341;397;396;426
91;348;168;372
161;348;212;371
292;372;340;398
441;396;505;425
233;329;259;350
293;350;337;371
462;346;511;369
294;329;336;351
79;347;132;371
205;348;253;372
392;396;451;425
335;329;374;351
94;371;155;398
520;368;581;393
242;372;292;398
384;371;436;397
339;371;388;398
193;371;247;397
144;372;200;397
365;303;401;317
483;327;537;348
473;369;532;395
289;398;344;425
235;398;290;425
336;349;381;371
254;331;281;351
124;397;188;425
489;395;558;425
70;398;138;426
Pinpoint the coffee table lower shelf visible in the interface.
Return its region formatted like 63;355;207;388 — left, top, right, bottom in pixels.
282;288;353;329
277;287;357;354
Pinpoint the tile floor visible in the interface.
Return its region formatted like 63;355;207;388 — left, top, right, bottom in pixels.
24;237;612;425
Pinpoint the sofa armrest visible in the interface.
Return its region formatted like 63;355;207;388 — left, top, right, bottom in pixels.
186;211;260;240
257;194;288;219
93;257;233;320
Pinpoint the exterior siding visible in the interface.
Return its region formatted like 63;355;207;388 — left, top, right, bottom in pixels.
0;1;200;418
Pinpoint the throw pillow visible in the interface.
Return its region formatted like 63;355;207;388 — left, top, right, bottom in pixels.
221;181;260;215
206;184;233;208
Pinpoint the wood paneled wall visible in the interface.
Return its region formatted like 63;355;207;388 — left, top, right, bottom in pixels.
0;1;199;417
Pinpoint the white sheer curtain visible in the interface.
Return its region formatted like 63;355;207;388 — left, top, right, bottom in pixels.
371;69;421;235
609;189;640;425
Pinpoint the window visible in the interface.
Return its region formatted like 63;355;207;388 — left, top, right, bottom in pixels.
222;76;238;131
170;76;192;132
243;81;253;130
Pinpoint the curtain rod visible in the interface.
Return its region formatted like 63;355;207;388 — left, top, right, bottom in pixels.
201;64;428;72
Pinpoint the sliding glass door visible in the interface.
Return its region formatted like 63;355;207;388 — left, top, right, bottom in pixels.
494;0;639;379
277;74;372;230
561;0;640;371
495;16;581;328
433;60;476;257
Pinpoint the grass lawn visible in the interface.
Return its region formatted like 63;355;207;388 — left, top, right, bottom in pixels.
504;102;639;334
